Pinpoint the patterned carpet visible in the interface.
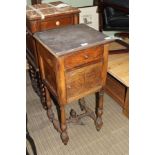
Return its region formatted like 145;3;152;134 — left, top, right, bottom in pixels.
26;71;129;155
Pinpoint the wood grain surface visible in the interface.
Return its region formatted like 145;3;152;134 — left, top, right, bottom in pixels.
108;53;129;87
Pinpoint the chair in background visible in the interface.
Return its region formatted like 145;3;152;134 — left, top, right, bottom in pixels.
98;0;129;54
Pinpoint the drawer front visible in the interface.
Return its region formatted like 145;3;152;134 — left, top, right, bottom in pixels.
66;62;103;100
40;15;73;31
105;74;126;106
64;45;104;70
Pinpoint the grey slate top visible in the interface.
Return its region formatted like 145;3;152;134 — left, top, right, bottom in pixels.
34;24;114;56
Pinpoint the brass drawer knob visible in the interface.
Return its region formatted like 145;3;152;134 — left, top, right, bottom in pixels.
84;55;88;59
67;85;71;89
56;21;60;26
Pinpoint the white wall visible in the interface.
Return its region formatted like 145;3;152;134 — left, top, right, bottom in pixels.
26;0;93;7
26;0;31;5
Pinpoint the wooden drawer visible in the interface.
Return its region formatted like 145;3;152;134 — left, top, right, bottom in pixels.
66;62;103;100
64;45;104;70
105;74;126;107
40;15;73;31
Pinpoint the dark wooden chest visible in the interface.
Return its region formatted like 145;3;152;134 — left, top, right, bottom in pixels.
26;1;80;70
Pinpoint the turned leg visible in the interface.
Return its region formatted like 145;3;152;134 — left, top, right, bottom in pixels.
28;63;42;98
45;86;69;144
95;91;104;131
60;105;69;145
45;87;54;121
28;63;38;92
78;98;86;111
39;79;48;110
35;71;42;97
34;71;41;96
78;97;96;121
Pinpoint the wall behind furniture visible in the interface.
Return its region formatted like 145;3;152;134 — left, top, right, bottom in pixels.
26;0;93;7
27;0;31;5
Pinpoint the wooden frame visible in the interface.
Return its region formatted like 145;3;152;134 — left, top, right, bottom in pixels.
105;52;129;118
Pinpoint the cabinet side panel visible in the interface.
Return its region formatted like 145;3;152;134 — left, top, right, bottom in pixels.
36;42;57;97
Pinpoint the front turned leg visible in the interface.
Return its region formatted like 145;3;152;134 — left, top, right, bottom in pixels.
45;87;60;131
45;87;62;133
45;87;54;121
95;91;104;131
60;105;69;145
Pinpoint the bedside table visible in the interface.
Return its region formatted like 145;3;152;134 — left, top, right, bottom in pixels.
26;1;80;108
34;24;114;145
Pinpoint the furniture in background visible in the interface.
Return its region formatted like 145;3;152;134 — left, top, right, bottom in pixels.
98;0;129;54
105;53;129;117
34;24;114;144
97;0;129;117
26;2;80;109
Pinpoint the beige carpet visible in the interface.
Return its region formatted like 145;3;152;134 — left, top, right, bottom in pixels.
26;72;129;155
